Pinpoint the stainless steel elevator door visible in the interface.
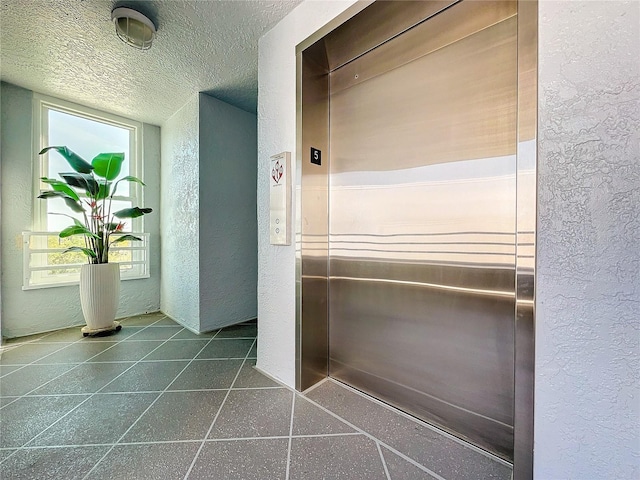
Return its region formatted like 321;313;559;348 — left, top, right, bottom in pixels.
328;0;517;460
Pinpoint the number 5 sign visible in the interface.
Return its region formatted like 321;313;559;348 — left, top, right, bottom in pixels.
270;152;291;245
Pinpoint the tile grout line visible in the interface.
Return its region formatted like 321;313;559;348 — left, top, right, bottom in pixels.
244;365;448;478
376;441;392;480
0;331;102;402
182;336;258;480
0;328;74;351
12;385;283;398
0;322;162;464
0;327;84;354
222;360;444;479
1;320;187;465
3;322;475;480
80;328;225;480
0;440;202;450
1;336;257;345
120;336;256;343
197;432;363;442
300;377;329;395
0;313;169;351
0;319;167;411
327;378;512;468
284;392;296;480
23;356;256;366
0;432;364;454
299;393;447;480
1;315;167;367
289;432;362;439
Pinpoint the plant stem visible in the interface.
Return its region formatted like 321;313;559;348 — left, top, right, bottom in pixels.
105;182;115;263
82;211;94;265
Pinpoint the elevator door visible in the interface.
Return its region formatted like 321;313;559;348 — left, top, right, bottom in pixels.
328;1;517;459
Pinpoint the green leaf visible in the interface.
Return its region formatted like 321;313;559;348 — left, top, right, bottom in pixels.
60;173;99;197
112;176;145;196
113;207;153;218
38;191;84;213
39;146;94;174
111;234;143;244
62;197;85;213
62;246;97;258
41;177;80;201
91;152;125;180
105;222;121;231
50;212;85;228
120;175;145;186
96;181;112;200
59;225;100;239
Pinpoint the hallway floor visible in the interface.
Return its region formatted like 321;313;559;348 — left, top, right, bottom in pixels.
0;313;512;480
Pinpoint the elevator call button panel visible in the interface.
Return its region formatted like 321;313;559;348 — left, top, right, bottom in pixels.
270;151;291;245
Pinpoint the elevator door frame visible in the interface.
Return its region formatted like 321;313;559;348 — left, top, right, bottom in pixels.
295;1;537;477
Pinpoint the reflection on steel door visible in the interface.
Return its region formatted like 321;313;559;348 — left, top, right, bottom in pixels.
328;0;517;460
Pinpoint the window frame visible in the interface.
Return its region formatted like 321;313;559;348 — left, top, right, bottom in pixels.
27;94;149;289
32;94;144;233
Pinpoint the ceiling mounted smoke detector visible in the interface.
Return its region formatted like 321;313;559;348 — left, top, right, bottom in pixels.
111;7;157;50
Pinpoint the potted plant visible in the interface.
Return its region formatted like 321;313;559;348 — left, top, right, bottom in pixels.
38;146;152;336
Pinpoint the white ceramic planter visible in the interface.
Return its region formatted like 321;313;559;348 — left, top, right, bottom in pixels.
80;263;120;332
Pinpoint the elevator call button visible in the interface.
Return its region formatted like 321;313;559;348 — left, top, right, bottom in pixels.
270;152;291;245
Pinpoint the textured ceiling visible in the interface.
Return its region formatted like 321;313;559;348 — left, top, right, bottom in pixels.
0;0;302;125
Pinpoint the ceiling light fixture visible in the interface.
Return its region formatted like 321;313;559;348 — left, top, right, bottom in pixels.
111;7;157;50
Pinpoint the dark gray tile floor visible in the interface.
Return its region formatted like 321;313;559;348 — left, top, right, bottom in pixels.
0;313;512;480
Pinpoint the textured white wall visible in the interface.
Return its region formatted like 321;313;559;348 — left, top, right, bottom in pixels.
160;95;200;332
0;83;3;341
139;123;162;316
0;82;161;338
198;94;258;331
257;1;359;386
535;2;640;478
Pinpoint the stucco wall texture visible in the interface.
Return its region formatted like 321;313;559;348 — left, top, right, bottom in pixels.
161;93;258;333
160;95;201;332
535;1;640;478
198;94;257;332
0;82;161;338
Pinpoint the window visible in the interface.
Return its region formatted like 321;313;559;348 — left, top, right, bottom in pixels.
24;94;149;289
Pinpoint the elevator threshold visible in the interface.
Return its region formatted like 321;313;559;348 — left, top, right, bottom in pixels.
304;377;513;480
